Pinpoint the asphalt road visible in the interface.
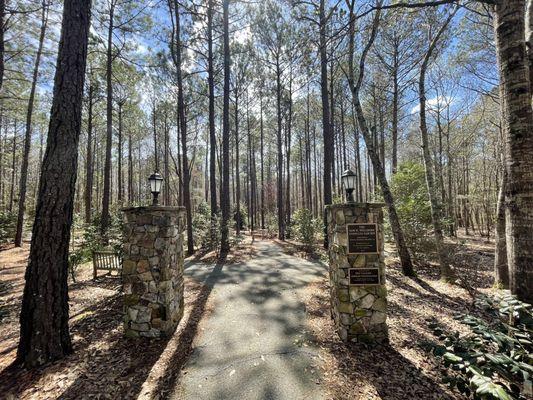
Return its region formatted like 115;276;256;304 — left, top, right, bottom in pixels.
176;240;327;400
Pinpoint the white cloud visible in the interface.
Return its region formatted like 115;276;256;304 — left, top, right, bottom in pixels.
233;26;251;45
410;95;452;114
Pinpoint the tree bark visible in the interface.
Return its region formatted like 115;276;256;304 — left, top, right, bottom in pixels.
220;0;231;253
84;78;94;223
276;57;285;240
260;93;265;229
207;0;217;219
391;48;399;174
117;101;124;204
9;119;16;212
494;0;533;302
101;1;115;236
494;170;508;287
0;0;5;92
17;0;91;368
320;0;332;247
235;92;241;235
171;0;194;255
128;129;133;204
285;68;293;235
15;2;48;247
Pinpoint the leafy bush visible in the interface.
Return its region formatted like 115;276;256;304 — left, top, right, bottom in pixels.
0;210;16;244
67;211;124;281
233;203;247;231
425;293;532;399
192;202;220;250
390;161;436;262
68;247;91;283
292;208;322;252
88;211;124;256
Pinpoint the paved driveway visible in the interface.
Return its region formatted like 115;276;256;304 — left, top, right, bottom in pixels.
176;240;327;400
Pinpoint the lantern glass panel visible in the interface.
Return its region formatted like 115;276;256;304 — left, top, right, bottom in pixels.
341;170;356;190
149;173;163;194
346;174;356;190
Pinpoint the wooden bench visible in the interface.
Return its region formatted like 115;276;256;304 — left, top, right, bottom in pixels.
92;250;122;279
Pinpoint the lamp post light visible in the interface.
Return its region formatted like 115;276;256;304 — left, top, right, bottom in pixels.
341;169;357;203
148;172;163;206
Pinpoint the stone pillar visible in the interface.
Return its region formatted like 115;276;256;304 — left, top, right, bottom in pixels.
325;203;388;344
121;206;186;338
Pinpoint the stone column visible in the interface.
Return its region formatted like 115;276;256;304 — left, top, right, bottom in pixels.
325;203;388;344
121;206;186;338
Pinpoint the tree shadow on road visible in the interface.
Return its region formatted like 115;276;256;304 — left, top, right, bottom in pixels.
147;254;226;398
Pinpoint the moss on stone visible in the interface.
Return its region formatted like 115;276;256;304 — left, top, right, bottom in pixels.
124;294;140;306
338;302;353;314
338;289;349;302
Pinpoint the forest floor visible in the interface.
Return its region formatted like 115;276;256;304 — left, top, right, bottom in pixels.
0;232;497;399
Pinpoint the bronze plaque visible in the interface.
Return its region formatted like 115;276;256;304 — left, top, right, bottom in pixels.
346;223;378;254
349;268;380;286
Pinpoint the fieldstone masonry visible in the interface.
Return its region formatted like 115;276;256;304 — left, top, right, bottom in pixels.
326;203;388;344
121;206;186;338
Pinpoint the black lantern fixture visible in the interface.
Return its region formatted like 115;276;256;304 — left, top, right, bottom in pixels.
341;169;357;203
148;172;163;206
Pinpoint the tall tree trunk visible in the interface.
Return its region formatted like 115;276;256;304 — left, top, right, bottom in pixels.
246;93;255;231
128;129;133;204
320;0;332;247
305;85;312;210
117;101;123;204
220;0;231;253
494;0;533;302
235;93;241;235
347;3;415;277
391;52;399;174
285;69;293;235
0;0;5;92
275;57;284;240
445;124;455;236
9;119;16;212
17;0;91;368
0;113;3;208
84;78;94;223
419;10;456;282
260;93;265;229
171;0;194;255
164;113;170;205
207;0;217;219
526;0;533;93
101;2;115;236
494;68;508;288
153;104;159;171
494;170;508;289
15;2;48;247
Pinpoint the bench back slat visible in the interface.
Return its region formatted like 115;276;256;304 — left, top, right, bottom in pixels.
93;250;122;272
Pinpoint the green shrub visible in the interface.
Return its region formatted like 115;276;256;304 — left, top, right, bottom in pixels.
0;210;16;244
390;161;436;262
87;211;124;255
233;203;247;231
192;202;220;250
67;211;123;281
292;208;321;252
425;293;532;399
68;247;91;283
